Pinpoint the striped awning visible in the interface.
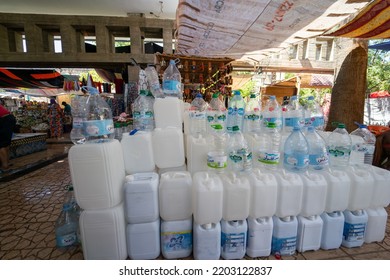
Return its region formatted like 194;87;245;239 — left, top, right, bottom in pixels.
0;68;64;89
325;0;390;39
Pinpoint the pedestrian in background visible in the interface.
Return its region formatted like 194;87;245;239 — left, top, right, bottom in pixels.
48;98;64;139
0;102;16;173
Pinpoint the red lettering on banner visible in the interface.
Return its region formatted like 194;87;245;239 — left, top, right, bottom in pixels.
264;0;294;31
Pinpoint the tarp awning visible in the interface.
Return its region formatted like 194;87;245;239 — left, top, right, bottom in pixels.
0;68;64;89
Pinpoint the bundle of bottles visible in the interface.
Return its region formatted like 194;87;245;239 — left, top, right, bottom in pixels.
65;59;390;260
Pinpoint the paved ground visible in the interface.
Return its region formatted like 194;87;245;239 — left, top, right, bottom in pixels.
1;135;390;260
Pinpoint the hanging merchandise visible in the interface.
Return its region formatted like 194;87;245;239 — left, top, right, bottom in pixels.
226;90;245;133
162;59;182;98
262;95;283;132
304;96;325;130
243;94;262;134
283;95;304;134
327;123;352;169
82;86;115;143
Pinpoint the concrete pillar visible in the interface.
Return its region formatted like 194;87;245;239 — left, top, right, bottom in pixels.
130;26;142;54
42;30;55;53
163;28;173;54
306;38;317;60
24;23;43;53
60;23;77;54
96;24;110;54
0;24;9;52
8;30;24;52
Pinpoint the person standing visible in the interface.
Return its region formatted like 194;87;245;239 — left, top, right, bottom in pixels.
62;101;71;115
0;103;16;172
61;101;72;133
47;98;64;139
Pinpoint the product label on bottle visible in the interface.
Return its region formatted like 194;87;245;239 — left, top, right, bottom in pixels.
328;147;351;158
258;151;280;165
244;113;260;121
133;111;154;119
271;236;297;255
72;117;83;129
284;117;303;128
221;232;246;253
305;116;324;128
229;149;252;163
189;110;206;120
83;119;114;136
56;232;77;247
207;113;226;123
161;230;192;252
352;143;375;154
284;153;309;170
228;107;244;116
263;117;282;128
163;80;181;93
309;153;329;169
343;222;366;242
207;152;227;169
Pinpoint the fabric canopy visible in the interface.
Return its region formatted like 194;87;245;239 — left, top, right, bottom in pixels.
0;68;64;89
325;0;390;39
175;0;371;64
368;40;390;51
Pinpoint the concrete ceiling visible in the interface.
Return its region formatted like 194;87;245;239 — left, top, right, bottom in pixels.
0;0;178;19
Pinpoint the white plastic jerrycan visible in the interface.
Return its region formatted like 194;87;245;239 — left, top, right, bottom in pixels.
296;215;323;253
299;172;327;217
271;215;298;256
221;219;247;260
342;209;368;248
365;164;390;208
345;166;374;211
126;219;160;260
219;171;250;221
152;127;185;169
153;97;183;129
161;218;193;259
159;171;192;221
186;134;209;174
247;168;278;219
320;211;344;250
364;207;388;244
192;171;223;225
193;221;221;260
321;169;351;213
246;216;273;258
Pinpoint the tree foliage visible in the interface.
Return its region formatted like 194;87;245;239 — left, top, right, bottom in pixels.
367;41;390;94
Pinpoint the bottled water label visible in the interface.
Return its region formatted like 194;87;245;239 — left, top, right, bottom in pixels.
229;148;252;163
305;116;324;127
228;107;245;116
271;236;296;255
352;143;375;154
263;117;282;128
221;232;246;253
207;152;227;169
309;153;329;169
343;222;366;242
72;117;83;129
284;153;309;170
328;147;351;158
189;111;206;120
244;113;260;121
56;232;77;247
83;119;114;136
163;80;181;93
207;113;226;124
258;151;280;165
133;111;154;119
161;230;192;252
284;117;303;128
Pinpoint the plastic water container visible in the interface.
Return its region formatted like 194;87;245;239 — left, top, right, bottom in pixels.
79;203;127;260
273;171;303;218
246;217;273;258
345;166;374;211
320;211;345;250
364;207;388;243
121;131;155;174
299;172;327;217
271;216;298;256
247;168;278;218
366;164;390;208
193;221;221;260
152;127;185;169
296;215;323;253
192;171;223;225
219;172;250;221
153;97;183;129
161;218;193;259
186;134;209;174
126;219;160;260
68;139;126;210
321;169;350;213
221;219;247;260
159;171;192;221
342;209;368;248
124;172;159;224
157;164;187;176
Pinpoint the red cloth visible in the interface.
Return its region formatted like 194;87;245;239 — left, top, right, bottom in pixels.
0;104;10;117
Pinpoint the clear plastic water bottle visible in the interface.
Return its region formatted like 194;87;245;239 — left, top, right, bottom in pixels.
243;93;261;134
189;93;208;136
63;185;82;244
70;95;87;145
305;126;329;171
226;90;246;133
350;122;376;165
132;90;155;131
206;92;227;134
55;202;78;248
254;122;281;171
304;96;324;130
227;125;252;173
207;123;228;173
327;123;352;169
283;126;310;173
145;65;164;98
283;95;304;133
262;95;283;132
162;59;182;98
82;86;114;143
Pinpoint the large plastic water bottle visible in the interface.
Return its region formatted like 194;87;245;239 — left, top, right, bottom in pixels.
304;96;324;130
82;86;114;143
262;95;283;132
70;95;87;145
55;202;78;248
189;93;208;136
243;94;261;133
283;126;310;173
254;122;281;171
227;125;252;173
162;59;182;98
206;92;227;134
350;122;376;165
327;123;352;169
283;95;304;133
145;65;164;98
207;124;228;173
132;90;155;131
305;126;329;171
226;90;245;133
